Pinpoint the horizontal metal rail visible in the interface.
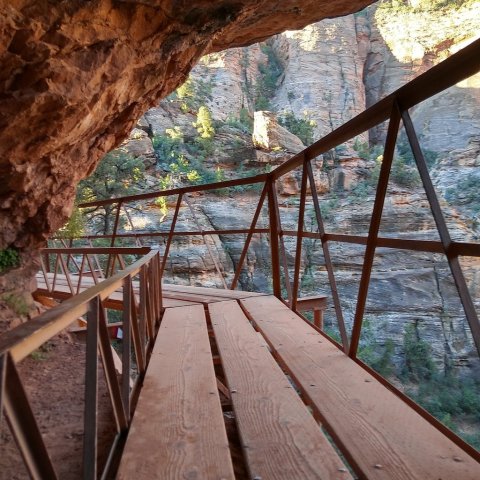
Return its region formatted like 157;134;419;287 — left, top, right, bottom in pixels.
1;250;157;362
79;172;269;208
73;36;480;362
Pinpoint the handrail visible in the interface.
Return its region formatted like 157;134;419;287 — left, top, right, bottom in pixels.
1;249;162;478
79;172;269;208
0;250;157;362
42;246;152;255
11;36;478;471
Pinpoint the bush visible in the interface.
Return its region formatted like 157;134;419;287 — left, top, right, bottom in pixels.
402;322;436;381
0;248;20;273
357;318;396;377
390;156;421;188
353;138;421;189
278;111;316;145
173;76;216;112
1;292;29;316
56;205;85;239
193;106;215;140
226;108;253;134
77;149;145;234
445;175;480;210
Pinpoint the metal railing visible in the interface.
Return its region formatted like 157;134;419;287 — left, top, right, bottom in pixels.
38;247;151;296
73;37;480;460
77;37;480;359
0;251;162;478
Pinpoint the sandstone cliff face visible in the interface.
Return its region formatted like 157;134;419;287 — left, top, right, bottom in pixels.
361;3;480;147
0;0;374;262
272;16;367;140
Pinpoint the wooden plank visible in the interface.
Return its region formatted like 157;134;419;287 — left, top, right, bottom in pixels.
161;291;223;305
162;283;264;299
209;301;352;480
240;296;480;480
161;298;203;308
117;304;234;480
37;273;259;306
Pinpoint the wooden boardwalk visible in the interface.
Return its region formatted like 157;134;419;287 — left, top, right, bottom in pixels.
35;271;265;309
32;275;480;478
114;292;479;479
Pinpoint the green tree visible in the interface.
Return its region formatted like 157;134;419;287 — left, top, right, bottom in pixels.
278;111;316;145
77;149;145;234
176;77;196;112
402;322;436;382
55;205;85;239
255;43;283;110
194;106;215;139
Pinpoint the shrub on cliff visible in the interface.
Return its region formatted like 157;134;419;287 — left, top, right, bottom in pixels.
278;111;316;145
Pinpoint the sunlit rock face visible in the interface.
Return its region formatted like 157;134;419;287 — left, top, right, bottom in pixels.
252;111;305;153
0;0;373;259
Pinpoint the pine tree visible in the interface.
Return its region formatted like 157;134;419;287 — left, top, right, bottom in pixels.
194;106;215;139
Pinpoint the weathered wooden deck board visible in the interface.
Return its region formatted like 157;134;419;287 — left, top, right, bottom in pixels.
117;304;234;480
241;295;480;480
209;300;352;480
35;272;262;307
162;283;264;299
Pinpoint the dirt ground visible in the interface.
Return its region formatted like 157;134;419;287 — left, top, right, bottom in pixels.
0;333;115;479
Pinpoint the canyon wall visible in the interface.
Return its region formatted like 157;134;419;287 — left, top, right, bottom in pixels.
106;1;480;379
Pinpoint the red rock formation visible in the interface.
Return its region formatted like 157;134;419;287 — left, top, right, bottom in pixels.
0;0;373;262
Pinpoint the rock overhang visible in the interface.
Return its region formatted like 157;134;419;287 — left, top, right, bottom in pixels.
0;0;373;261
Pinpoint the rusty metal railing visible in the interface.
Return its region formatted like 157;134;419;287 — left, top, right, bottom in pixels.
71;37;480;460
0;250;162;478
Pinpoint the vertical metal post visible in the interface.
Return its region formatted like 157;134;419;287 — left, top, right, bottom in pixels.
83;297;100;480
139;266;147;361
292;160;308;310
106;202;122;276
130;283;146;376
267;179;282;298
122;277;132;418
0;353;5;431
98;306;128;432
270;176;293;303
349;103;401;358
